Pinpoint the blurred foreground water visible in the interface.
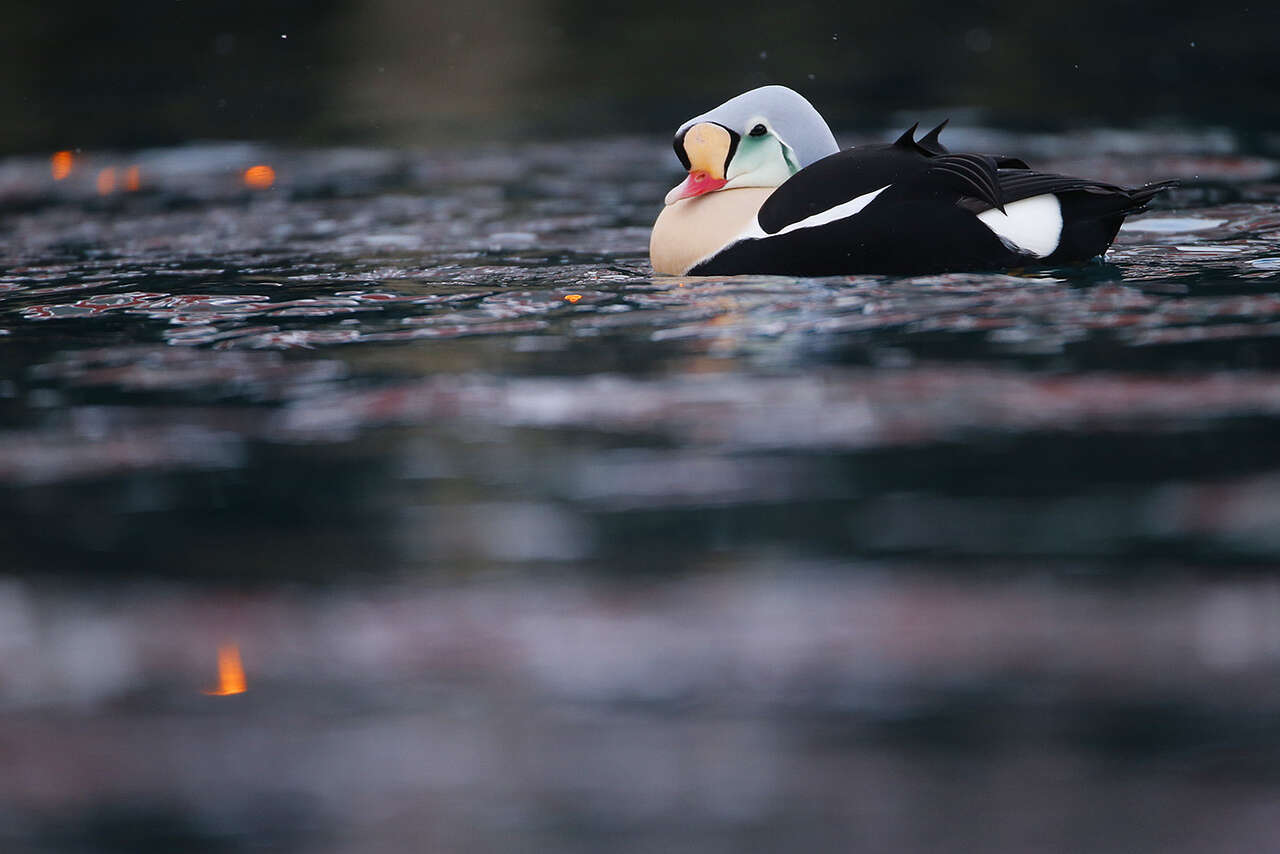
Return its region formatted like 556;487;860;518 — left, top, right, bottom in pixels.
2;130;1280;852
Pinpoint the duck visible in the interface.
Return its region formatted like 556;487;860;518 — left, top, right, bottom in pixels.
650;85;1176;276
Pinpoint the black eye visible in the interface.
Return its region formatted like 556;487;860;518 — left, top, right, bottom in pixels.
749;124;768;137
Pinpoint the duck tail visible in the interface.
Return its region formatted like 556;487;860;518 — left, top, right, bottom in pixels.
1049;179;1179;264
1126;179;1179;213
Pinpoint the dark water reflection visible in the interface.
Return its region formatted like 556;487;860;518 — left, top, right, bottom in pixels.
2;132;1280;852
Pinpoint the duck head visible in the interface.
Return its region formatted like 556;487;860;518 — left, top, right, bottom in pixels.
665;85;840;205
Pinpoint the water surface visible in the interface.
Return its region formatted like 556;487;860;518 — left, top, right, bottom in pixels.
2;132;1279;852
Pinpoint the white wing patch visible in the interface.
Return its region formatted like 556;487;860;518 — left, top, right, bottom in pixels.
729;184;890;240
772;184;890;235
976;194;1063;258
686;185;891;273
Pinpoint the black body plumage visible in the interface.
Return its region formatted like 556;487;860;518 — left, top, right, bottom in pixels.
690;124;1175;276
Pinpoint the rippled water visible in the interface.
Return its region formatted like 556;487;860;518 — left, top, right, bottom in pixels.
3;133;1280;852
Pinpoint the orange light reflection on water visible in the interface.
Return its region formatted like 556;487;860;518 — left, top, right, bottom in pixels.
203;643;248;696
96;167;116;195
244;164;275;190
51;151;74;181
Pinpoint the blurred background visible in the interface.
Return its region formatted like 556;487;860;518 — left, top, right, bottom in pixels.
2;0;1278;155
4;2;1280;853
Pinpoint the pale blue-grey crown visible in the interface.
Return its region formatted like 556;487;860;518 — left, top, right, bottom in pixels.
676;85;840;169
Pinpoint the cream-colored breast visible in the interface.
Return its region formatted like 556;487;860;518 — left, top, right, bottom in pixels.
649;188;775;275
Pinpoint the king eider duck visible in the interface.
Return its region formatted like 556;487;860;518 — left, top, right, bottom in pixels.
650;86;1176;276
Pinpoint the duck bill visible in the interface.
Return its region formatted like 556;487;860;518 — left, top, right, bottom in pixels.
665;122;733;204
665;170;728;203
